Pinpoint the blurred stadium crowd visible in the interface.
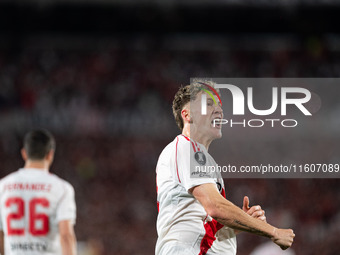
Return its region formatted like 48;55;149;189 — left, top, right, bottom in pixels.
0;34;339;255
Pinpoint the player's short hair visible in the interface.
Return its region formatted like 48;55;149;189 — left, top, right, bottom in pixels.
172;80;218;131
24;129;56;160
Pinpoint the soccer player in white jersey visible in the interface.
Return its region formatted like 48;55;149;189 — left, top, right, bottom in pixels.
0;129;77;255
155;81;295;255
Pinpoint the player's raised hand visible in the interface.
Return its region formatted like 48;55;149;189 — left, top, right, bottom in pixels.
271;228;295;250
242;196;266;222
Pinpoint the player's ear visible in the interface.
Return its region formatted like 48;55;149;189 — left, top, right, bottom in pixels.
21;148;28;161
181;108;191;124
46;149;55;163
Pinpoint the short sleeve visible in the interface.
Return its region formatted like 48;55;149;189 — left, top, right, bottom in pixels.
56;182;76;225
176;137;215;191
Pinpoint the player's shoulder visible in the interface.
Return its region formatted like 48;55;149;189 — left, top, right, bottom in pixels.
175;134;203;153
0;171;19;185
160;135;190;154
48;173;75;192
171;134;194;147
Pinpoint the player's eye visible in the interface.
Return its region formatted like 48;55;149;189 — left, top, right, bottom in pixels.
207;99;214;106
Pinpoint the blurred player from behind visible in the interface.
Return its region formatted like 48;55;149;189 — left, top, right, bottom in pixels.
0;129;77;255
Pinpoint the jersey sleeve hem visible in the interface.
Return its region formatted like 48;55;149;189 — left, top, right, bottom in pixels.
57;216;76;225
184;178;216;192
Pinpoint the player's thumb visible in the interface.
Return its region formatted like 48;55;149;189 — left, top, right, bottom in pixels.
243;196;250;211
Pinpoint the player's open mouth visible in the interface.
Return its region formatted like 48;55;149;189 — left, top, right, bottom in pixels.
211;118;222;129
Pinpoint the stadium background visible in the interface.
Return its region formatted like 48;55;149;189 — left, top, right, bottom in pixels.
0;0;340;254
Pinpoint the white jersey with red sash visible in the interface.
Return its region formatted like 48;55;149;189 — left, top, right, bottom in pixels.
156;135;236;255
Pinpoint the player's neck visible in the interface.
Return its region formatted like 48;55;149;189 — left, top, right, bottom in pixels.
24;160;50;171
182;125;212;150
